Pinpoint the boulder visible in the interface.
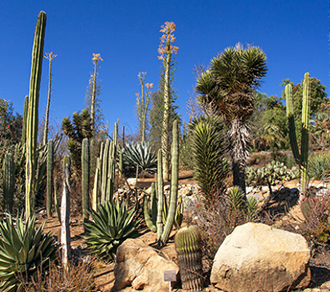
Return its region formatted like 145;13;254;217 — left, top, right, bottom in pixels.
113;239;179;292
211;222;311;292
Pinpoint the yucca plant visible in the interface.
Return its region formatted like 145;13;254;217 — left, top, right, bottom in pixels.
84;200;140;261
0;214;57;292
121;141;157;176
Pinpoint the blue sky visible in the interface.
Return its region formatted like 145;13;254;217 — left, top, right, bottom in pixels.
0;0;328;136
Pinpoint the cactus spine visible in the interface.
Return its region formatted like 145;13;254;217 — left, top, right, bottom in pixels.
3;153;15;213
82;138;90;223
286;72;310;198
175;225;203;292
46;139;53;218
25;11;46;219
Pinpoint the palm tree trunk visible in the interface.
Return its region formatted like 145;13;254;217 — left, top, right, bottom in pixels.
229;119;249;195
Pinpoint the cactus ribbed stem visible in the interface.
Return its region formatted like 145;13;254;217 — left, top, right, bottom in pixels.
301;72;310;195
101;139;110;204
82;138;90;223
161;119;179;244
3;153;14;213
22;96;28;144
25;11;46;219
157;149;164;241
46;139;53;218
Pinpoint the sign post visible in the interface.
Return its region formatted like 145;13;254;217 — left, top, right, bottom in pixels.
164;270;177;292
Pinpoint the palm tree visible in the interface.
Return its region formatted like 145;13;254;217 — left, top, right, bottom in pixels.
196;44;267;194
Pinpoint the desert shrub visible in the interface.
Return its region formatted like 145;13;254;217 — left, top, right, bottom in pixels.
21;260;99;291
194;191;257;270
308;153;330;180
299;194;330;252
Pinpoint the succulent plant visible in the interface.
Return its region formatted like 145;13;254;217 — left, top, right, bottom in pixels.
286;73;310;198
0;214;57;292
175;225;203;292
121;141;157;176
246;161;298;196
84;200;140;261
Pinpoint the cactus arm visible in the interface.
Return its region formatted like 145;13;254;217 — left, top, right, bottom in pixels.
156;149;164;241
54;178;60;222
46;139;53;218
285;84;301;163
143;193;157;233
82;138;90;224
150;182;157;226
101;139;110;204
22;96;29;144
3;153;15;213
25;11;46;219
161;119;179;244
300;72;310;195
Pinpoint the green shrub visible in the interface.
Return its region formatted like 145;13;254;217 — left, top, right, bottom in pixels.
0;214;58;292
84;200;140;261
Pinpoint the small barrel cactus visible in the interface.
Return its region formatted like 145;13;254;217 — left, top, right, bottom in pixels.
175;225;203;292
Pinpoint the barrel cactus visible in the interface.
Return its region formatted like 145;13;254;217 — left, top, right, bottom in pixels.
175;225;203;291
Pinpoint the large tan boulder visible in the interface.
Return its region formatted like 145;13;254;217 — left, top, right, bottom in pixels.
211;222;311;292
113;239;179;292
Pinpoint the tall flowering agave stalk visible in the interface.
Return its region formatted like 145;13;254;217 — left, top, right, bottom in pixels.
136;72;153;143
158;21;178;181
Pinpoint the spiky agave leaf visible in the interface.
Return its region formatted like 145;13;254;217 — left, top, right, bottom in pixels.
227;186;245;213
84;200;140;261
121;141;157;175
0;214;57;292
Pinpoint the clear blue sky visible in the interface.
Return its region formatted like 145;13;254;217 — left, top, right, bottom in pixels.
0;0;328;136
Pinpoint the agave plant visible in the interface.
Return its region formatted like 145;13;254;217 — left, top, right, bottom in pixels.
0;214;57;292
121;141;157;176
84;200;140;261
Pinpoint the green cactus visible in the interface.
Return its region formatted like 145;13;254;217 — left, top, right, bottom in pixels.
54;178;60;222
175;225;203;292
144;120;180;245
25;11;47;219
286;72;310;198
143;183;157;233
3;153;15;213
92;157;101;211
46;139;53;218
22;95;29;144
82;138;90;224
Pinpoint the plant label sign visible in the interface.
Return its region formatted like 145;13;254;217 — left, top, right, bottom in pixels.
164;270;176;282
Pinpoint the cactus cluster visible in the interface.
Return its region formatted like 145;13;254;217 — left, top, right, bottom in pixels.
286;72;311;198
175;225;203;292
246;161;298;195
92;123;118;209
143;120;181;245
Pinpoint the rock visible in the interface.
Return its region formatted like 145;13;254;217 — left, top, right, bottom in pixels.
127;178;137;186
180;185;194;196
246;193;260;201
211;222;311;292
246;186;253;194
164;185;171;191
113;239;179;292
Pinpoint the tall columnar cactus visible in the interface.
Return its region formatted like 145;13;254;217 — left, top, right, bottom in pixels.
61;155;71;269
3;153;15;213
161;119;179;244
82;138;90;224
175;225;203;292
25;11;47;219
286;72;310;198
22;95;29;144
43;52;57;146
157;149;164;241
46;139;54;218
